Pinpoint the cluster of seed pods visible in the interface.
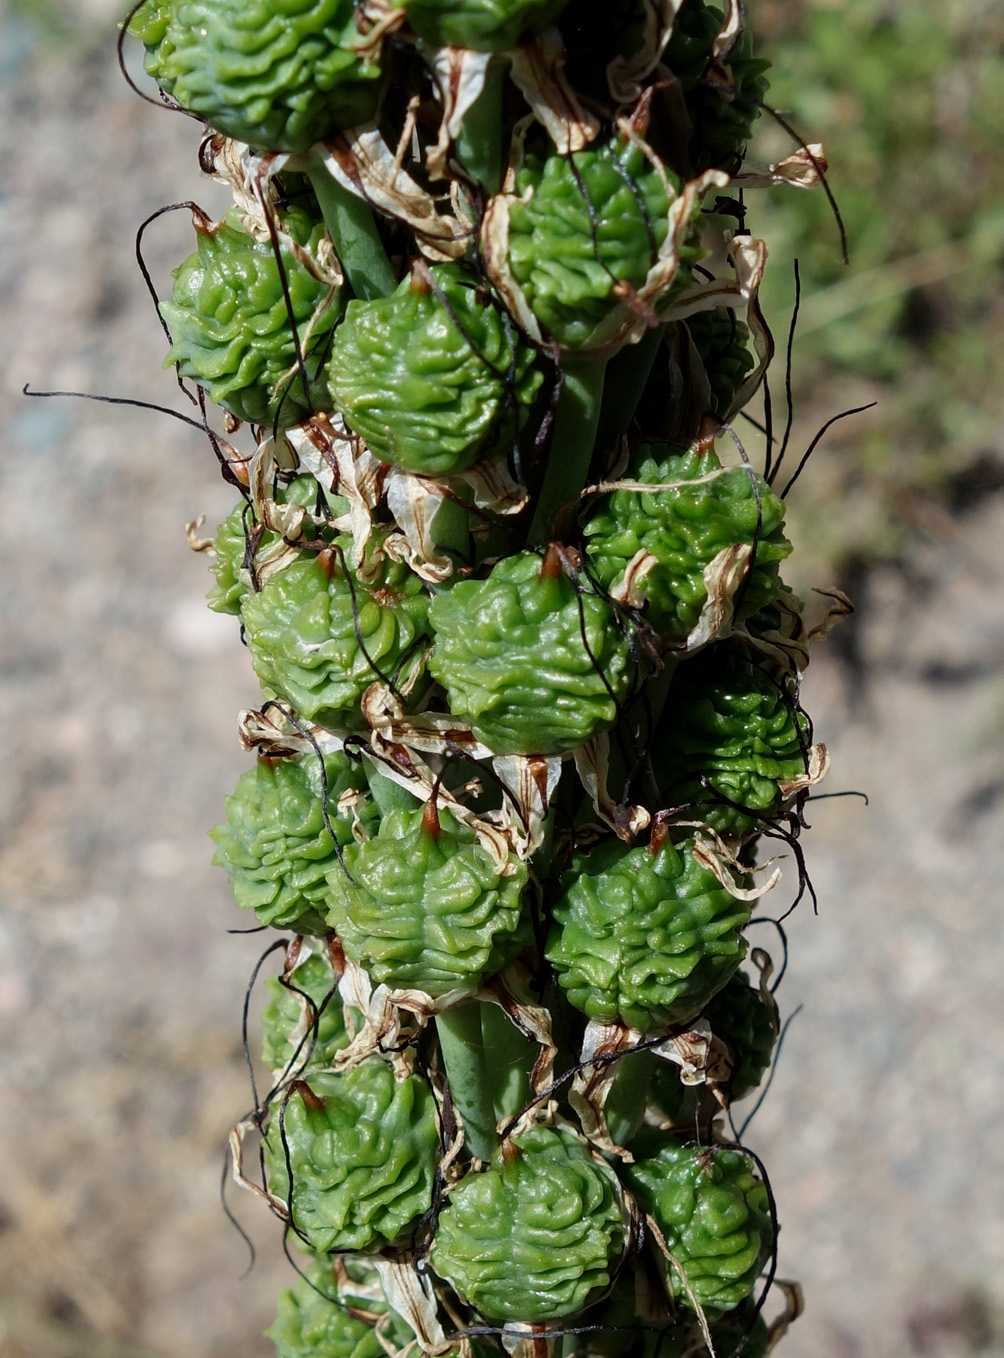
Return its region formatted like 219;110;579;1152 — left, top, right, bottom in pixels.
126;0;835;1353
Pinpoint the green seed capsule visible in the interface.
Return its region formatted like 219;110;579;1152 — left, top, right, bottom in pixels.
161;206;341;429
545;835;750;1032
685;309;756;419
504;137;699;351
431;1125;626;1323
583;443;791;647
328;265;541;477
664;0;770;173
208;477;324;616
623;1137;773;1316
391;0;570;50
240;537;431;728
428;548;636;757
266;1256;413;1358
211;751;374;935
129;0;381;153
264;1062;439;1253
655;649;809;835
325;804;529;998
261;950;348;1073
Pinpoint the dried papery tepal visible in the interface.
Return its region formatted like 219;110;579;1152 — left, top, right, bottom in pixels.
118;0;849;1351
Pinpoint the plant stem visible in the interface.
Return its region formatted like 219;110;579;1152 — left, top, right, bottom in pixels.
455;56;505;195
367;765;422;816
305;160;396;301
480;1003;534;1122
593;323;664;457
436;1003;499;1161
604;1047;656;1147
528;354;608;546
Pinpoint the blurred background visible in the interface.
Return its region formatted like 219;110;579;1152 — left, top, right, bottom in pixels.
1;0;1003;1354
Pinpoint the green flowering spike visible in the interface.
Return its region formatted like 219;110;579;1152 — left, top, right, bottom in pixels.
264;1062;439;1253
431;1125;625;1323
266;1256;413;1358
240;537;431;727
392;0;569;50
504;137;700;352
129;0;381;153
655;649;808;836
685;310;756;419
161;206;341;429
545;834;750;1032
624;1137;773;1316
208;477;325;616
428;547;637;757
325;804;529;998
583;443;791;648
261;950;348;1073
211;750;374;934
328;264;541;476
663;1;770;173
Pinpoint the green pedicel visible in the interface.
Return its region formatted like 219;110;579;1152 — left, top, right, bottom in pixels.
655;648;809;836
624;1136;773;1316
584;443;791;648
431;1125;625;1322
428;548;636;757
130;0;381;153
545;835;750;1032
504;136;700;352
240;536;431;727
211;750;374;935
393;0;570;51
325;804;529;998
328;264;541;476
161;206;340;429
265;1061;439;1253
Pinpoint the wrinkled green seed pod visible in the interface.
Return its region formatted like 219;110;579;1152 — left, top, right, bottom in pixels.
325;805;529;997
656;649;808;835
428;550;636;756
266;1256;412;1358
624;1137;773;1315
241;539;431;727
210;751;374;934
208;477;324;616
505;137;695;351
393;0;570;50
545;835;750;1031
130;0;381;153
261;950;348;1073
583;444;791;647
685;309;756;419
328;265;542;475
265;1062;439;1253
663;1;770;172
161;207;340;429
431;1125;625;1322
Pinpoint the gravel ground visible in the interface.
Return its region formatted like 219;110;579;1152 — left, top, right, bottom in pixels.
2;7;1003;1358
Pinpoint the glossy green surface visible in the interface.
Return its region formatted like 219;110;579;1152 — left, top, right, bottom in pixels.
431;1125;625;1322
266;1257;403;1358
265;1062;439;1253
546;835;750;1031
624;1136;772;1315
428;550;636;756
393;0;569;50
130;0;381;152
328;265;541;476
261;951;348;1073
161;206;340;428
326;805;529;997
584;444;791;647
211;751;373;934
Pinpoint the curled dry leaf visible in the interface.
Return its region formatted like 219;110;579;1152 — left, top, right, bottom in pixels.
507;28;600;155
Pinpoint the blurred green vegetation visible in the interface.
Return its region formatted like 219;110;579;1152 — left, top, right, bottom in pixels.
746;0;1004;574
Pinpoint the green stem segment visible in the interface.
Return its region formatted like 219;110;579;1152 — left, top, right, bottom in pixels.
480;1003;534;1123
305;160;396;301
604;1047;656;1147
367;766;422;817
594;323;664;455
455;56;505;195
436;1003;499;1162
528;354;608;546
